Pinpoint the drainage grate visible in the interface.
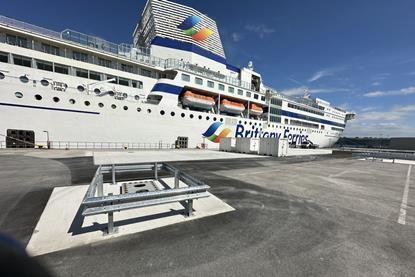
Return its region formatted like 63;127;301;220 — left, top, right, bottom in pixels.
121;180;158;194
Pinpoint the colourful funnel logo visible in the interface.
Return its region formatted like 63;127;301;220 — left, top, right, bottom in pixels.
177;15;213;41
202;122;231;143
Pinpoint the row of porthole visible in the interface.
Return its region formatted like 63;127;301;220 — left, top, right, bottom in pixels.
9;74;141;101
238;120;262;127
159;110;224;122
15;92;224;121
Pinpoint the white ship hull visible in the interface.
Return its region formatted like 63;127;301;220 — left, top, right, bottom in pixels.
0;82;340;149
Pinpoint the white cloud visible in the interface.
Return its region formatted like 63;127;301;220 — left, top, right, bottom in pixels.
244;24;275;39
359;105;415;121
343;119;415;137
280;86;350;96
308;67;345;82
363;86;415;97
231;32;242;42
408;71;415;76
371;81;381;86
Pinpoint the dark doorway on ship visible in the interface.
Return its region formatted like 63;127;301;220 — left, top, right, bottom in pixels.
6;129;35;148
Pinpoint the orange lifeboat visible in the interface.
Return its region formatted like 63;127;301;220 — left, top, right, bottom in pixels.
249;103;263;116
220;99;245;114
182;91;215;110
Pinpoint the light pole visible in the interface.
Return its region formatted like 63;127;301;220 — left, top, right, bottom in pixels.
43;130;50;149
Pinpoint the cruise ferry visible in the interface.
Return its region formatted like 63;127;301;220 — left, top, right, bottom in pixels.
0;0;355;149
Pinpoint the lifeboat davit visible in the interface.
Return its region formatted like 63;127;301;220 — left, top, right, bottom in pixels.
182;91;215;110
220;99;245;114
249;103;263;116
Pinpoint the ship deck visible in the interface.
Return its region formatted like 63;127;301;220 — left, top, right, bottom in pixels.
1;150;415;276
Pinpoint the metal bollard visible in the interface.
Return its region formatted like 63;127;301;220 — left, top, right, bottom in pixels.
186;199;193;217
155;162;158;180
174;170;179;189
112;164;116;185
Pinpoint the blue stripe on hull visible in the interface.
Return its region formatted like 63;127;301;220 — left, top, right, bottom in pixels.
281;110;345;128
0;102;100;115
151;83;183;95
151;36;240;73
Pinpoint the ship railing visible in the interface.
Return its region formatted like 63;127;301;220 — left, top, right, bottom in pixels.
164;58;260;92
0;15;61;39
0;15;165;69
0;140;175;150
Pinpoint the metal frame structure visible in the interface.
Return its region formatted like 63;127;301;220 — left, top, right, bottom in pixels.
81;162;210;234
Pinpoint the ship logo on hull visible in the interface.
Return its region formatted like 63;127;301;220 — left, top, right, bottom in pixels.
178;15;213;41
202;122;231;143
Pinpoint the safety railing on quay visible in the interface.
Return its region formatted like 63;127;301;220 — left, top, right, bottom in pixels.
0;140;174;150
81;162;211;234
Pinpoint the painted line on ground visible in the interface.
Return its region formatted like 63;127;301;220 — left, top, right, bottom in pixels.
398;164;412;225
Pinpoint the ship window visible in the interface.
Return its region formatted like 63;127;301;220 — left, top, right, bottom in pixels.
206;116;210;120
94;88;101;94
228;87;234;93
134;95;140;101
6;34;28;48
147;108;151;113
261;96;265;101
69;99;75;104
137;107;141;112
160;110;165;115
111;104;117;109
35;94;42;101
89;71;101;81
98;57;112;68
72;51;88;62
207;80;214;88
0;52;9;63
132;80;143;89
246;91;251;97
198;115;202;120
13;55;32;67
181;113;185;118
171;112;175;116
36;60;53;72
254;94;259;99
98;103;104;108
218;84;225;91
84;101;90;106
121;63;134;73
181;73;190;82
190;114;194;119
77;85;85;92
195;77;203;85
40;79;49;86
220;118;223;122
75;68;88;79
237;89;243;95
15;92;23;98
271;98;282;106
41;43;60;56
54;64;69;75
19;75;29;83
53;97;60;103
141;69;152;77
123;106;128;111
0;72;5;79
118;78;129;86
213;117;217;121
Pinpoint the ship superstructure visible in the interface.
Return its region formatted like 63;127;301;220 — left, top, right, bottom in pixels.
0;0;355;149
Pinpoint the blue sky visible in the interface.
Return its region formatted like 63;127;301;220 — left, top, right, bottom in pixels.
3;0;415;137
